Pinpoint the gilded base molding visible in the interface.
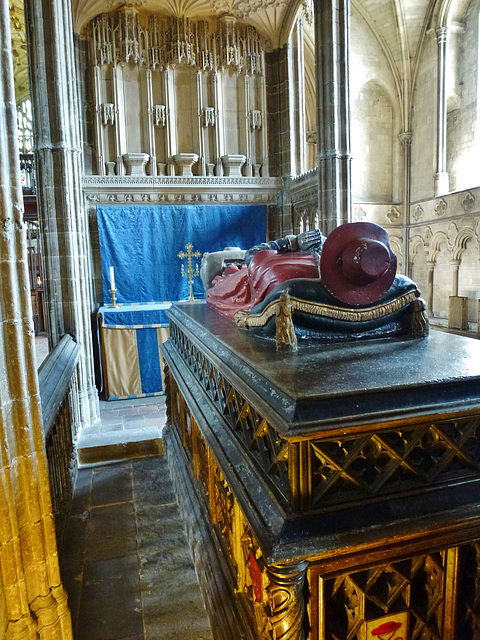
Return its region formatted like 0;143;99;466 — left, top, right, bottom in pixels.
164;424;259;640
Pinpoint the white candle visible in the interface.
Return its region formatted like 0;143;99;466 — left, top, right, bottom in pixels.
109;266;115;290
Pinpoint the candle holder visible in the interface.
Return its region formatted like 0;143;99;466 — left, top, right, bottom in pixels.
108;288;119;308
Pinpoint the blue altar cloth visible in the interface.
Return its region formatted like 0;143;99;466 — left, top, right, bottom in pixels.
96;204;267;304
98;303;171;400
99;303;171;328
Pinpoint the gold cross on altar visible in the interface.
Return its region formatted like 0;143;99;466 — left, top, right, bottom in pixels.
178;242;201;301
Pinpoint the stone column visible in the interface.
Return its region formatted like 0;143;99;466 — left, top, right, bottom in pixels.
112;66;125;175
0;0;73;637
165;68;177;175
93;66;105;175
296;16;306;176
259;61;269;177
244;74;252;176
24;0;100;428
451;258;461;296
434;27;449;196
427;261;435;315
146;68;157;175
399;131;413;274
196;70;206;176
314;0;352;234
266;561;309;639
213;71;224;175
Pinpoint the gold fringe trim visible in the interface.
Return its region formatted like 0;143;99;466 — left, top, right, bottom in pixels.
235;290;419;328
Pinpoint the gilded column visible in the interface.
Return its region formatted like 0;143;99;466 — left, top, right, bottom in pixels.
0;0;73;637
24;0;100;427
313;0;352;234
434;27;449;196
266;561;309;639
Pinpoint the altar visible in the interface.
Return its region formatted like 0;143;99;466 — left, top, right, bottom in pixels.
98;303;170;400
161;301;480;640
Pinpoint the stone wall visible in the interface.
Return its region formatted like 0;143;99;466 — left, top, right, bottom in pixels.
409;188;480;329
410;31;437;203
447;3;480;193
350;5;402;205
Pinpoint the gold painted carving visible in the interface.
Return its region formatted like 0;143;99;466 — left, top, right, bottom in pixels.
265;561;309;640
276;292;297;351
323;552;448;639
178;242;201;302
410;297;429;337
235;289;420;329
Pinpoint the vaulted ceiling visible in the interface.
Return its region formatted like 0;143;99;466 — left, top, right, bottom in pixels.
9;0;469;108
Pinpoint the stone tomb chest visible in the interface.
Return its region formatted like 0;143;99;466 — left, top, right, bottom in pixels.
161;301;480;640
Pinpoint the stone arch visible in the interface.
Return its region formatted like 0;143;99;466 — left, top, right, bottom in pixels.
389;235;403;268
410;236;429;302
452;226;477;259
428;231;452;262
457;230;480;323
429;232;453;318
410;235;429;258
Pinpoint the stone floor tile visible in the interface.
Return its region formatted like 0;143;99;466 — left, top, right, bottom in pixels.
137;404;160;414
133;459;176;505
62;454;213;640
83;554;140;585
77;572;143;640
118;407;141;417
100;422;124;433
91;463;133;505
85;503;137;561
123;417;147;430
100;412;122;424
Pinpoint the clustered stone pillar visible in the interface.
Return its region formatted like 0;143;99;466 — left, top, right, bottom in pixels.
399;131;413;274
314;0;352;234
24;0;100;429
0;1;73;637
434;26;449;196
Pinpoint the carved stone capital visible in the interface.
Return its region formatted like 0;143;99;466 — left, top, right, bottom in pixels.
398;131;413;147
436;26;448;44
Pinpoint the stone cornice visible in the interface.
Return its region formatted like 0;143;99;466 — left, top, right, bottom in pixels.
82;175;282;205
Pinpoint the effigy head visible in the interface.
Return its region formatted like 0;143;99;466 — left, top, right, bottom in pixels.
320;222;397;306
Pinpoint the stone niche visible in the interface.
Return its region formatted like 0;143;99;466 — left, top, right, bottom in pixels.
90;10;268;178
